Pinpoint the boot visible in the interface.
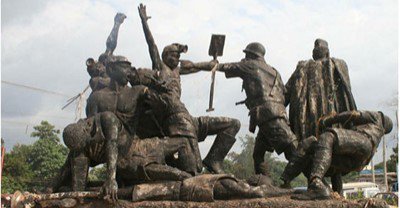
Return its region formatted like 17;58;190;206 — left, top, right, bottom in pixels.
203;132;236;174
214;179;264;200
291;177;331;200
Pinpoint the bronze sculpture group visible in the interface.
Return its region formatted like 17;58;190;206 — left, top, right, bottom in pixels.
52;4;393;203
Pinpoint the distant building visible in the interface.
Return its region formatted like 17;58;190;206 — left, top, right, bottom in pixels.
358;169;397;191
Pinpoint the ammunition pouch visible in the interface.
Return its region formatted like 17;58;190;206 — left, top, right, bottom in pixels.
248;101;287;133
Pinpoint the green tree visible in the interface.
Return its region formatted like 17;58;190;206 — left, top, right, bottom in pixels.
2;144;34;193
1;121;68;193
88;165;107;181
29;121;68;191
388;144;398;172
223;135;307;187
375;144;398;173
224;135;255;179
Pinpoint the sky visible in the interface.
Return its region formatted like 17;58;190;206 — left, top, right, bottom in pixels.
1;0;398;164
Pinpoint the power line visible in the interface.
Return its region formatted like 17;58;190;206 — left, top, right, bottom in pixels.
1;80;71;97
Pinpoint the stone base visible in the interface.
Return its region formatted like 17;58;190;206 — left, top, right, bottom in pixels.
37;195;388;208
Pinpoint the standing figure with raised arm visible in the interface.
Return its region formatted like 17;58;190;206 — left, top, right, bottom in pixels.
138;4;240;174
86;13;126;91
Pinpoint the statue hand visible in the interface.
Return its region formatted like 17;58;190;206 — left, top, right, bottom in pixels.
114;13;127;24
210;60;219;68
101;178;118;203
138;3;151;21
319;115;333;129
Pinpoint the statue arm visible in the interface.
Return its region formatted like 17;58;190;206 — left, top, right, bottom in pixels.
86;95;99;117
179;60;216;75
284;73;295;107
104;13;127;57
218;62;242;72
138;4;163;71
321;111;362;127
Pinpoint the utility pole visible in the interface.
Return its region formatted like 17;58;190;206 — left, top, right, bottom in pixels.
383;136;388;191
371;159;375;183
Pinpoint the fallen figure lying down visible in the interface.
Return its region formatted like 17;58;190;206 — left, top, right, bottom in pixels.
10;174;291;207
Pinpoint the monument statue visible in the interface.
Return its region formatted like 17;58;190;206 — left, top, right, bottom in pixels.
290;110;393;200
38;4;392;206
281;39;358;188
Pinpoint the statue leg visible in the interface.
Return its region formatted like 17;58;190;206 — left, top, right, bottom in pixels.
292;132;335;200
255;118;297;175
164;137;198;175
331;174;343;195
252;132;271;175
214;178;264;200
280;136;317;187
200;117;240;174
145;163;191;181
131;181;182;201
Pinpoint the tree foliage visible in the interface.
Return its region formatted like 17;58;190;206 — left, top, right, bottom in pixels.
2;121;68;193
2;144;34;193
223;135;307;187
375;143;398;173
88;165;107;182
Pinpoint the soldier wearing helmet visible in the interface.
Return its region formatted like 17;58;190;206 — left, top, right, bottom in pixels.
287;110;393;200
221;42;299;176
184;42;299;177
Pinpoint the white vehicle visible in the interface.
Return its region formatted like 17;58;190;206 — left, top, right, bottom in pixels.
342;182;380;199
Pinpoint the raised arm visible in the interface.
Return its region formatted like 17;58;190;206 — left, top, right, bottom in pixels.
138;4;163;71
104;13;126;57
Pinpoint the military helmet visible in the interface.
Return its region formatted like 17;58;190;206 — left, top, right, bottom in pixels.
380;112;393;134
108;55;131;65
162;43;188;54
243;42;266;58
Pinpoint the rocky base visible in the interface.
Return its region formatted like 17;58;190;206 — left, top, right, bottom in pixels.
2;193;390;208
38;196;388;208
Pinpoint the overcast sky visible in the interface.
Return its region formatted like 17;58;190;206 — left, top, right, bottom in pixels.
1;0;398;164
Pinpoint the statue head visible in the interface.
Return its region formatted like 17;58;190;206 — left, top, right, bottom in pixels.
106;55;132;86
243;42;266;59
162;43;188;69
86;58;106;77
312;39;330;61
63;121;91;152
379;112;393;134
